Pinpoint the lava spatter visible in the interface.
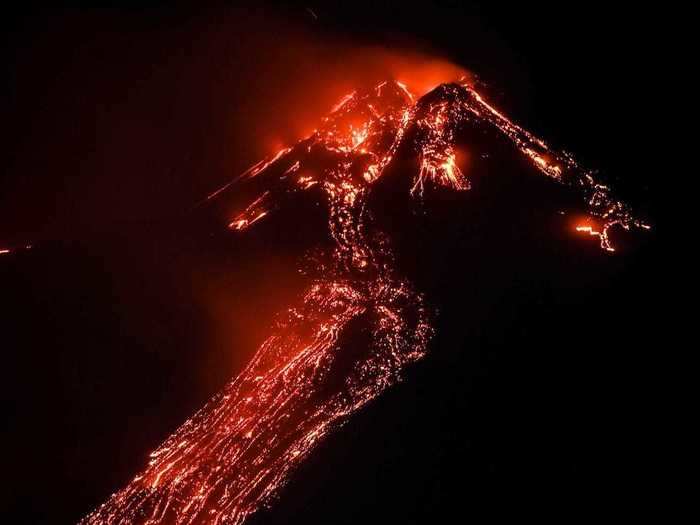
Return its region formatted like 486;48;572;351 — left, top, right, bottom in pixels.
82;79;647;525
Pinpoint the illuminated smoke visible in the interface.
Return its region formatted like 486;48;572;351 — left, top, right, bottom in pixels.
81;79;647;525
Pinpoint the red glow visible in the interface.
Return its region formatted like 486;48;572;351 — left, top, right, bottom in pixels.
82;78;648;525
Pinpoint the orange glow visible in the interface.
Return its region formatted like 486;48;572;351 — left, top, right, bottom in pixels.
331;91;356;113
228;192;272;231
575;221;615;252
82;78;648;525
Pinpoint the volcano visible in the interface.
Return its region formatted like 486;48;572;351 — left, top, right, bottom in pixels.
70;79;650;525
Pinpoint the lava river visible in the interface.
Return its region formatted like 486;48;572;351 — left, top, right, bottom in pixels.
81;79;648;524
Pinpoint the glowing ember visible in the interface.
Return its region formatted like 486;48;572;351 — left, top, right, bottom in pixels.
575;223;614;252
82;79;648;525
0;245;32;256
228;191;272;231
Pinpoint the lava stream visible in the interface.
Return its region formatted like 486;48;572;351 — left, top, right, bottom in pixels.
82;79;647;525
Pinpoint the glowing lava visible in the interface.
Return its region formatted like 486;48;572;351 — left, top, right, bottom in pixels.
82;79;647;525
0;245;32;256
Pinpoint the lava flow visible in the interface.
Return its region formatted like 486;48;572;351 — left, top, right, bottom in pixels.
82;79;648;525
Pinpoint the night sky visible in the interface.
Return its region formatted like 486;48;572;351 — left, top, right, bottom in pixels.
1;3;668;524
